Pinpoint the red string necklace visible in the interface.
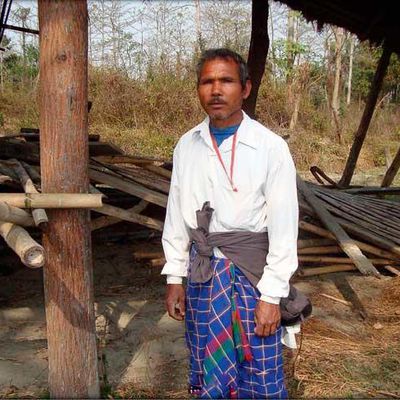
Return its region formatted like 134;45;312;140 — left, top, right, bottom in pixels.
210;130;238;192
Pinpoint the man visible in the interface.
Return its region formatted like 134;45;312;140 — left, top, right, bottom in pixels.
161;48;298;399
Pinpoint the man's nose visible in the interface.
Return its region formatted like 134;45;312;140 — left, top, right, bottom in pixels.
211;81;222;96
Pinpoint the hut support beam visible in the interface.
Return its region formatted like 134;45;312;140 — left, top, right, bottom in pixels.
243;0;269;119
38;1;99;397
339;46;392;187
381;146;400;187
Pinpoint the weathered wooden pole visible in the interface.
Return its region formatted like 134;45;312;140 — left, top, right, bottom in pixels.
38;1;99;397
339;45;392;187
381;146;400;187
243;0;269;119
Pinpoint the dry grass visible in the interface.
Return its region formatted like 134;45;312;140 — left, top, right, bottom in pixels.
2;67;400;174
289;278;400;399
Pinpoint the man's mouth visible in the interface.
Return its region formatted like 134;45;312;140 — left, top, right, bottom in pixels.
208;102;225;107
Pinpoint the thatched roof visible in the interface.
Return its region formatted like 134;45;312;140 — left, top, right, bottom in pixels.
275;0;399;54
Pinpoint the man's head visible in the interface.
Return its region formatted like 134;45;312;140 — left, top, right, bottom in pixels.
196;48;251;127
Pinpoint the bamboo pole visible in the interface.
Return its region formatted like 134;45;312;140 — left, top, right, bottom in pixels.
339;46;392;187
38;0;99;397
297;238;336;249
10;159;48;226
149;257;166;267
89;168;167;208
94;203;163;231
299;264;356;276
299;263;396;277
134;250;164;259
381;146;400;187
0;221;45;268
91;199;148;231
0;193;102;208
299;220;400;259
297;176;380;276
299;256;396;265
0;201;34;226
298;245;342;255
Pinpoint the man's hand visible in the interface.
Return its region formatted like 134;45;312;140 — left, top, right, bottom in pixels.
254;300;281;337
165;284;186;321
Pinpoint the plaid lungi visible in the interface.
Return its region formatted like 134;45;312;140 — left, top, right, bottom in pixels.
186;251;287;399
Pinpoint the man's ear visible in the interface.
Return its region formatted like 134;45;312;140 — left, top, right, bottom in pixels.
243;79;252;100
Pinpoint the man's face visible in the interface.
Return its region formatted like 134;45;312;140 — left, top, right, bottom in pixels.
197;57;251;127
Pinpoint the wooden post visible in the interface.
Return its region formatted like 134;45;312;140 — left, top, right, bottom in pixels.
38;1;99;398
381;146;400;187
339;46;392;187
243;0;269;119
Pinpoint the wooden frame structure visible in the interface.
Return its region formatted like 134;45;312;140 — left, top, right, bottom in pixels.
0;0;399;397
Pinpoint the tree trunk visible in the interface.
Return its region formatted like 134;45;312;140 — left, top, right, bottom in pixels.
346;35;354;105
243;0;269;119
339;45;392;187
331;27;344;142
38;0;99;397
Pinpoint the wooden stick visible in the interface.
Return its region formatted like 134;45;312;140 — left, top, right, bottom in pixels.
142;164;172;179
299;220;400;260
381;146;400;187
298;245;342;255
299;256;397;265
297;238;336;249
297;176;379;276
134;250;164;259
384;265;400;276
320;293;352;306
0;202;34;226
343;187;400;195
299;264;356;276
94;203;163;231
0;193;103;208
0;221;45;268
89;168;167;208
149;257;166;267
10;159;48;226
21;161;41;182
0;175;12;184
91;200;148;231
91;155;169;165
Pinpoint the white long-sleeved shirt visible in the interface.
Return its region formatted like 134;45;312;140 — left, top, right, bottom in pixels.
161;111;299;304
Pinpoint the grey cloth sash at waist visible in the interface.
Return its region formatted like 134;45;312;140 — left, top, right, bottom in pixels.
189;202;268;287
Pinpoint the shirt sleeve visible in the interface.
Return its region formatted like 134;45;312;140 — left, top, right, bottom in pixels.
257;140;299;301
161;143;191;282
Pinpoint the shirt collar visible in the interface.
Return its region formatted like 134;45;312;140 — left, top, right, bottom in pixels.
196;110;257;152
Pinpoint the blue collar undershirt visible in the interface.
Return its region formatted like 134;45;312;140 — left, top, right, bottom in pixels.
209;123;241;147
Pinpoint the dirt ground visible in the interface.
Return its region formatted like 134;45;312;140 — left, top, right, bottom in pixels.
0;231;399;399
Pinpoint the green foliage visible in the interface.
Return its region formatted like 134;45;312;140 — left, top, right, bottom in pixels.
352;44;400;102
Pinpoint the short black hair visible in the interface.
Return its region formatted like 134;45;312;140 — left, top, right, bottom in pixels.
196;48;249;88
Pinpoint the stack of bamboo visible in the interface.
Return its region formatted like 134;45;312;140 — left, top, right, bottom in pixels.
0;159;46;268
1;129;399;278
297;179;400;277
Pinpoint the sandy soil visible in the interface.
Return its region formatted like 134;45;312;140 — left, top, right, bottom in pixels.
0;233;399;398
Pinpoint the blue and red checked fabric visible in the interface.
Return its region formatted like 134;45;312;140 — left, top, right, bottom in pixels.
185;250;288;399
